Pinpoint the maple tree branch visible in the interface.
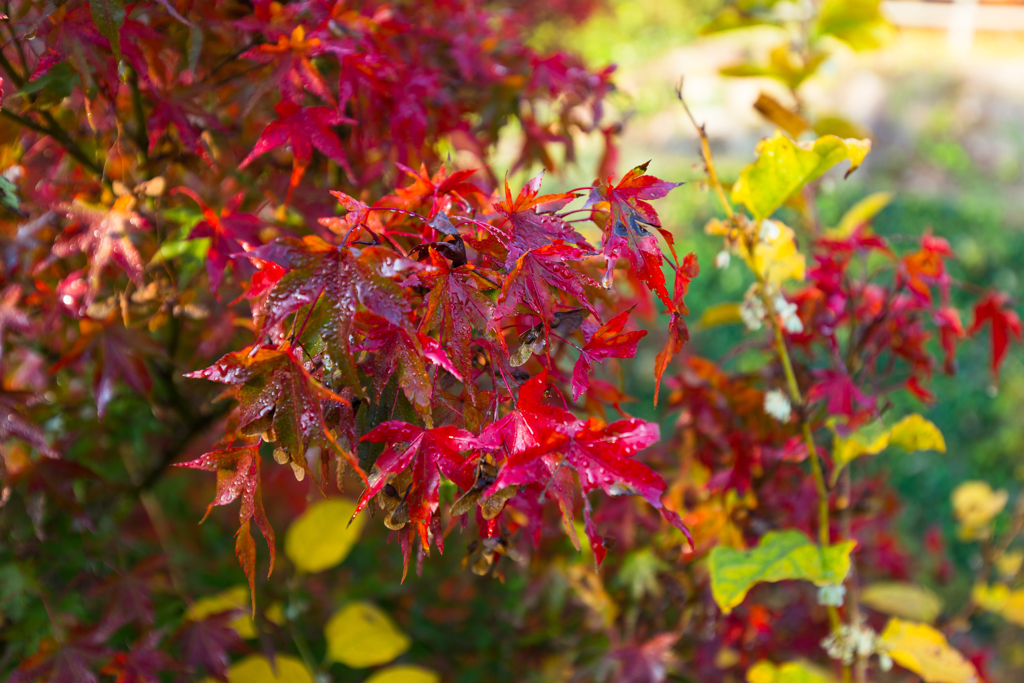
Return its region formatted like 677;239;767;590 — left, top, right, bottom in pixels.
676;78;734;220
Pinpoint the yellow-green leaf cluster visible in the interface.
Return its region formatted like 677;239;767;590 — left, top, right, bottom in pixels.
186;586;256;639
829;414;944;485
708;530;856;614
878;618;979;683
952;481;1008;541
285;498;366;573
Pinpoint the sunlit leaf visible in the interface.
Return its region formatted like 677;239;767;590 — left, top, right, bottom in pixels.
364;665;442;683
888;414;945;453
972;584;1024;626
952;481;1008;540
285;499;365;573
200;654;313;683
816;0;894;50
828;191;892;238
731;131;871;221
860;582;944;624
708;530;856;614
747;660;835;683
878;618;979;683
186;586;256;639
324;602;411;668
700;302;743;328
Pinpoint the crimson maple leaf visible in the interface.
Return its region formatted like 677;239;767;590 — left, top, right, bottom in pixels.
571;307;647;401
241;26;335;107
185;347;360;476
653;253;698;406
968;292;1022;382
808;369;876;418
239;101;356;201
393;163;486;212
487;416;689;565
584;162;682;311
494;171;590;267
174;188;261;293
50;197;150;302
355;311;460;420
354;422;479;556
100;632;177;683
415;248;493;402
492;242;597;339
248;237;408;392
0;391;56;457
477;370;576;459
8;633;110;683
174;445;274;611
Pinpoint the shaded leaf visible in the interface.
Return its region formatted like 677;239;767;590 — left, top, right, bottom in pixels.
861;582;944;624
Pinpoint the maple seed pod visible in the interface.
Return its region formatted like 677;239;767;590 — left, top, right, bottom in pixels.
290;461;305;482
480;486;517;520
240;411;274;437
450;489;483;518
273;447;290;465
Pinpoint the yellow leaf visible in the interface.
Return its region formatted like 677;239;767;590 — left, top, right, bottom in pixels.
972;584;1024;627
324;601;411;668
747;660;835;683
828;191;893;238
830;427;889;486
364;665;442;683
731;131;871;221
700;302;743;328
204;655;313;683
878;618;979;683
860;582;944;624
708;530;856;614
285;498;365;573
187;586;256;639
996;550;1024;580
741;221;805;284
952;481;1008;540
888;415;945;453
753;93;810;138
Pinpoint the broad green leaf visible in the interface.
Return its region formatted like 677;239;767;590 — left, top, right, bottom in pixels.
708;530;856;614
285;498;365;573
816;0;894;50
700;302;743;328
16;62;80;104
201;655;313;683
747;660;835;683
89;0;126;62
888;414;945;453
186;586;256;638
0;175;24;216
972;584;1024;626
731;131;871;221
829;191;893;238
324;602;411;668
365;665;442;683
878;618;979;683
860;582;944;624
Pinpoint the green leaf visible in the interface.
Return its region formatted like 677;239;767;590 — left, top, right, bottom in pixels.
860;582;944;623
747;660;835;683
0;175;24;216
89;0;126;63
731;131;871;221
708;530;856;614
285;498;366;573
17;62;80;104
324;602;411;668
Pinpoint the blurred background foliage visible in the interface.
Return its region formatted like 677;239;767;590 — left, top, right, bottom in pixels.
4;0;1024;680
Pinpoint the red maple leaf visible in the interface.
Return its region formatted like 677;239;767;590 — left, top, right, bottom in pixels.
968;292;1022;382
477;370;576;459
8;633;110;683
0;284;32;360
247;236;408;392
100;632;177;683
355;311;459;419
572;307;647;401
584;162;682;311
492;242;597;335
174;612;244;681
242;26;335;107
487;416;689;565
653;253;698;406
185;347;361;476
174;188;261;293
174;445;275;611
354;422;479;555
494;171;590;267
393;163;486;213
239;101;356;202
51;197;150;302
807;369;876;418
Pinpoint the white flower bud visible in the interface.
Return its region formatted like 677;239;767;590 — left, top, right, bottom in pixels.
759;219;781;242
764;389;792;423
715;250;730;269
817;583;846;607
